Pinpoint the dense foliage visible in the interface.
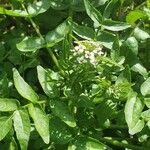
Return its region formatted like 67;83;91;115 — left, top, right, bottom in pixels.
0;0;150;149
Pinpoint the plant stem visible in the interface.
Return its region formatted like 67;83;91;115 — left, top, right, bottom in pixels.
21;4;65;76
99;137;149;150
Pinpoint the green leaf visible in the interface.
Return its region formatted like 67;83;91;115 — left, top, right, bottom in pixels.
13;109;30;150
134;27;150;41
13;68;39;103
0;98;20;112
0;0;51;17
126;10;147;24
125;37;138;55
27;0;51;16
46;20;70;47
95;101;114;127
72;22;95;40
103;0;118;19
102;20;131;31
50;99;76;127
141;77;150;96
84;0;103;26
0;116;12;141
37;65;60;97
16;37;45;52
141;109;150;121
125;92;144;135
128;119;145;135
96;30;116;49
28;104;49;144
49;117;73;144
144;98;150;108
68;136;112;150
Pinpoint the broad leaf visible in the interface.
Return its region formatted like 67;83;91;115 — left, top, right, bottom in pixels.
125;92;144;135
0;116;12;141
84;0;103;26
28;104;49;144
49;117;73;144
96;30;116;49
37;65;60;97
13;68;39;103
141;77;150;96
102;20;131;31
72;22;95;40
50;99;76;127
13;109;30;150
68;136;112;150
0;98;19;112
129;119;145;135
46;20;70;47
16;37;45;52
144;98;150;108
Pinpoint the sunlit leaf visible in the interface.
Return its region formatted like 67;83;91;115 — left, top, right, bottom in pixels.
0;98;19;112
13;68;39;103
141;77;150;96
16;37;45;52
13;109;30;150
28;104;49;144
0;116;12;141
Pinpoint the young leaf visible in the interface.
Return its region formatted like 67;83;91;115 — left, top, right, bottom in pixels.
16;37;45;52
13;109;31;150
72;22;95;40
141;77;150;96
37;65;60;97
102;20;131;31
68;136;112;150
144;98;150;108
125;92;144;134
0;116;12;141
28;104;49;144
50;99;76;127
13;68;39;103
0;98;20;112
46;20;70;48
84;0;103;26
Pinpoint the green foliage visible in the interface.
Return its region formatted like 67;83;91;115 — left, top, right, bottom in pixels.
0;0;150;149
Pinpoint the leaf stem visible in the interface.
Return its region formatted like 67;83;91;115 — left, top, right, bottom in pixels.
21;4;65;76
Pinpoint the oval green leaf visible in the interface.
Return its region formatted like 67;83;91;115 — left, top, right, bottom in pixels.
0;98;20;112
13;109;31;150
28;104;49;144
13;68;39;103
0;116;12;141
141;77;150;96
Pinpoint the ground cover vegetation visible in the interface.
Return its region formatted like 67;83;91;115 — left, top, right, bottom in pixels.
0;0;150;149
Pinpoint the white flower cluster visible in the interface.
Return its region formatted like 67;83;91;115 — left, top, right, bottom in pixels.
71;40;105;66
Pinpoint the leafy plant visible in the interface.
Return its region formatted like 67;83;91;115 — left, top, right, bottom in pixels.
0;0;150;149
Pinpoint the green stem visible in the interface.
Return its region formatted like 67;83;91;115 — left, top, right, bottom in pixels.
21;4;65;76
99;137;149;150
